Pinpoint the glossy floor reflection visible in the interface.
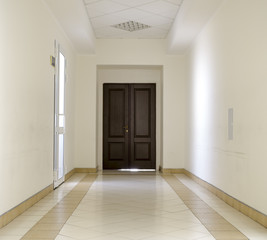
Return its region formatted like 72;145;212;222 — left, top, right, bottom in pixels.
0;173;267;240
57;174;215;240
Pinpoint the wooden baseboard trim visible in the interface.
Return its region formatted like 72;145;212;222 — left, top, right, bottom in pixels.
75;168;98;173
65;168;98;180
0;184;53;229
65;169;76;181
182;169;267;228
160;167;185;174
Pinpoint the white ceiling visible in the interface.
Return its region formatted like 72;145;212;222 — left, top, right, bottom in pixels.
167;0;224;53
83;0;183;39
44;0;96;54
44;0;223;54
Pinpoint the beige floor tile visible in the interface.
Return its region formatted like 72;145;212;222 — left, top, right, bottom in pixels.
22;230;59;239
210;230;248;239
205;223;237;231
38;217;68;224
0;236;22;240
33;223;64;231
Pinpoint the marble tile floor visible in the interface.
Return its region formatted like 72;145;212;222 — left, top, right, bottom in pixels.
0;172;266;240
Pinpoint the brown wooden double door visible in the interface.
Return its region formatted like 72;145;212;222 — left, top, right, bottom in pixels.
103;84;156;169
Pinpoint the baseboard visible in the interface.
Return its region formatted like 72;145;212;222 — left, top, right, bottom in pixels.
75;168;98;173
0;184;53;229
65;169;76;181
65;168;98;179
159;167;184;174
179;169;267;228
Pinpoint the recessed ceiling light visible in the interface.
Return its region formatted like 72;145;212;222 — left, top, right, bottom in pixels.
112;21;151;32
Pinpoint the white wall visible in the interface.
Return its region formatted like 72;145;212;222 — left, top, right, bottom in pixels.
0;0;76;215
75;39;186;170
186;0;267;215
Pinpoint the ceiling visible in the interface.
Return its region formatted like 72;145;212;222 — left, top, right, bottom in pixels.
44;0;224;54
83;0;183;39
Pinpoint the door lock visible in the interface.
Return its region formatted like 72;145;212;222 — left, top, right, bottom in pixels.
123;125;128;133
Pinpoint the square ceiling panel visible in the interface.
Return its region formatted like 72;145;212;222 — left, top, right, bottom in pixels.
165;0;183;5
86;0;128;16
111;0;157;7
83;0;183;39
137;1;178;17
109;8;155;22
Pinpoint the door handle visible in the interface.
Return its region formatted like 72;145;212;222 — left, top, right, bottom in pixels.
123;125;128;133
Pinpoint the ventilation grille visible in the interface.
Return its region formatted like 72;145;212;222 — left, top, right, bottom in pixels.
112;21;151;32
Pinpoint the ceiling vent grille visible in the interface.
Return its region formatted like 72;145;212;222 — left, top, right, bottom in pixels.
112;21;151;32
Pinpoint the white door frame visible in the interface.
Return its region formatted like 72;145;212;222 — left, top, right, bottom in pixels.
53;41;66;188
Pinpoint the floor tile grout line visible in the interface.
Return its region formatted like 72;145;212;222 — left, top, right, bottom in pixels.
20;174;98;240
161;174;249;240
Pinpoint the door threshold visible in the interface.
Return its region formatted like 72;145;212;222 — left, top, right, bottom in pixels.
102;169;157;175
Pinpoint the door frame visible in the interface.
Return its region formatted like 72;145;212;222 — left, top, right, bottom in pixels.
53;41;66;188
97;65;163;171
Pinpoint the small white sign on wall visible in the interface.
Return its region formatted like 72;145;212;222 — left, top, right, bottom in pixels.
228;108;233;140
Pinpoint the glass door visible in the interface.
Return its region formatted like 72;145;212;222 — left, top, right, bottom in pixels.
54;42;66;188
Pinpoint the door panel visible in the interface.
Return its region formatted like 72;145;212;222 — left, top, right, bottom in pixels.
109;142;124;160
103;84;129;169
103;84;155;169
135;143;150;160
130;84;156;169
134;89;150;137
109;89;125;137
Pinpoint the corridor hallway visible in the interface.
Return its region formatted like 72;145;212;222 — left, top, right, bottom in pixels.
1;173;267;240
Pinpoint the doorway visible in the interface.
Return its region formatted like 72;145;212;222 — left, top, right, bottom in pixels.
103;84;156;169
53;42;66;188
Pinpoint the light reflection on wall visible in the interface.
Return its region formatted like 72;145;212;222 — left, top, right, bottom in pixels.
188;39;215;177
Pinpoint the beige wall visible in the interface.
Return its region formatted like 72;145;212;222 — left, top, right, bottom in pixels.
0;0;76;215
186;0;267;215
74;39;186;170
